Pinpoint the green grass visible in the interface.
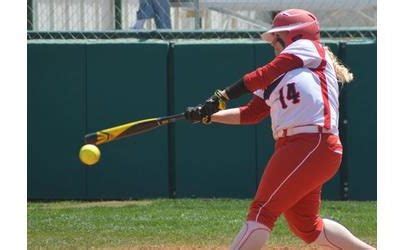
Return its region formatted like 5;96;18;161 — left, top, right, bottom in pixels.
28;199;376;249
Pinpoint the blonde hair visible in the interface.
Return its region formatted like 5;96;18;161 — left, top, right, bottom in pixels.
325;46;354;84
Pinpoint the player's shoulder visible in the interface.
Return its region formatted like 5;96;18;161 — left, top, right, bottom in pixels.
281;39;323;68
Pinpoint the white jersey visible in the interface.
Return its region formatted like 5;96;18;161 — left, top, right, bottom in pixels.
253;39;340;136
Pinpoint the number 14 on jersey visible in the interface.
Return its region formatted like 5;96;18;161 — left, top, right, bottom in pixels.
279;83;300;109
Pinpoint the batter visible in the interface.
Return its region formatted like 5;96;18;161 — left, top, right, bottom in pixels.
185;9;375;250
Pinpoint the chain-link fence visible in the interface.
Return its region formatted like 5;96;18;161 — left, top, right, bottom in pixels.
27;0;377;40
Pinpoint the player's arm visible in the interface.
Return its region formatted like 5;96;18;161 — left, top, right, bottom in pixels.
204;53;303;105
187;96;270;125
184;53;303;123
239;52;304;93
209;108;241;125
222;49;306;99
240;39;324;92
184;40;323;123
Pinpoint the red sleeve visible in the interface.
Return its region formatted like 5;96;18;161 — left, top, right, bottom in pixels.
243;53;304;92
239;96;271;125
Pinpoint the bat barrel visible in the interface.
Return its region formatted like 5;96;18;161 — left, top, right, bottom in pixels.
83;113;185;146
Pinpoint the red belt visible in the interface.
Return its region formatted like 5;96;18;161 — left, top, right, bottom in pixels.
273;125;338;140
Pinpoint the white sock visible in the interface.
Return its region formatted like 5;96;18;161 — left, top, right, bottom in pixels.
229;221;270;250
313;218;375;249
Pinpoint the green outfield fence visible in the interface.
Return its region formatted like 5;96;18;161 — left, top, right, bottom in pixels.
27;29;377;40
27;34;376;201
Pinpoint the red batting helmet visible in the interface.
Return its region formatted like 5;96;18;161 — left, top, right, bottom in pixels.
261;9;320;46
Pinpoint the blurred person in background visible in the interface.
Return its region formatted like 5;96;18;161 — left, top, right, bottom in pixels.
134;0;171;29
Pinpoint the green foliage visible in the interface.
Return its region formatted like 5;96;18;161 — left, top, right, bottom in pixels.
28;199;376;249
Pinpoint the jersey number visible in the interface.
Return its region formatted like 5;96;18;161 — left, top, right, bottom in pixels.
279;83;300;109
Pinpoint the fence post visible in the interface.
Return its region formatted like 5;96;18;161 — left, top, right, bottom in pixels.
28;0;33;30
114;0;122;30
167;43;176;198
194;0;201;29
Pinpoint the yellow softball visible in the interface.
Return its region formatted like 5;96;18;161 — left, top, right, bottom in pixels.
79;144;101;166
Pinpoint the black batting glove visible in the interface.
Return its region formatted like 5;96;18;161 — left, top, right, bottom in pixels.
200;90;228;117
185;90;227;125
185;106;203;123
184;105;212;124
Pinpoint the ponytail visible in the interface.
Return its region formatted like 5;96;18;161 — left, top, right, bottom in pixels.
324;46;354;85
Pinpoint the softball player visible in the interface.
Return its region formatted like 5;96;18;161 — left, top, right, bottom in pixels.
185;9;375;250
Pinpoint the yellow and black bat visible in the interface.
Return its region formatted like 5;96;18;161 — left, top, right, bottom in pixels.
85;113;185;145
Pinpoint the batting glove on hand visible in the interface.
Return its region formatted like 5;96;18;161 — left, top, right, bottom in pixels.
201;90;228;116
184;105;212;124
200;90;228;117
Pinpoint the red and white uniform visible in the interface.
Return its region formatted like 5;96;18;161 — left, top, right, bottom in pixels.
236;39;344;244
229;8;372;249
241;39;340;138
